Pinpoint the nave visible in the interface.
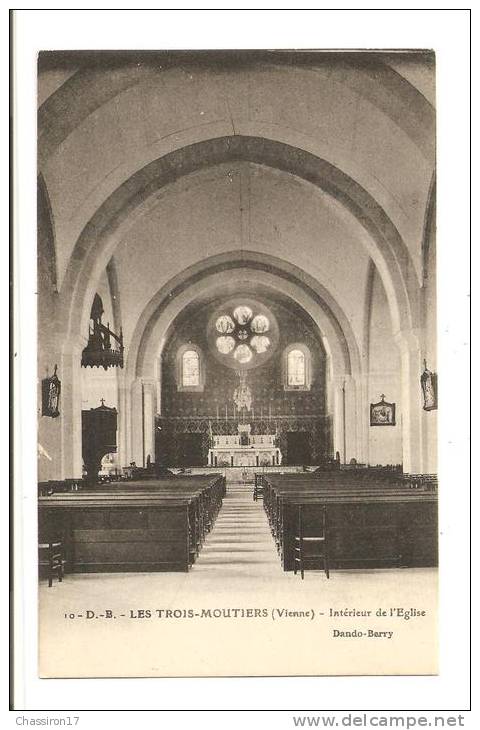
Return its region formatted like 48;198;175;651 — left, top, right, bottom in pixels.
36;49;438;678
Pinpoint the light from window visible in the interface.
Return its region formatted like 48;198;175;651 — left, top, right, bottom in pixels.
251;314;270;333
234;344;253;364
251;335;270;353
216;336;236;354
287;349;306;386
182;349;200;387
233;305;253;325
216;315;235;334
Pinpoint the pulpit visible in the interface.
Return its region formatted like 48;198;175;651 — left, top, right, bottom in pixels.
81;400;117;484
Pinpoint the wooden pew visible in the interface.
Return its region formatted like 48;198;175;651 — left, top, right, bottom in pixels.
259;473;414;547
38;474;225;574
263;476;435;549
260;473;438;572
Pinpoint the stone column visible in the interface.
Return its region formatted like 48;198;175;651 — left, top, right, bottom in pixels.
116;369;128;470
142;378;158;466
357;372;370;465
344;375;358;464
324;356;335;458
130;377;158;467
60;337;87;479
395;330;424;474
130;378;144;467
332;374;365;465
332;376;346;463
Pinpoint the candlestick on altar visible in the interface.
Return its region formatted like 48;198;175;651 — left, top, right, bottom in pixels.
269;403;272;421
225;405;228;421
216;405;219;422
252;406;255;420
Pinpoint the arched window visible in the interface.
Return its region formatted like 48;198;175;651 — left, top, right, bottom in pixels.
284;344;312;390
176;344;204;392
182;349;200;387
288;349;306;386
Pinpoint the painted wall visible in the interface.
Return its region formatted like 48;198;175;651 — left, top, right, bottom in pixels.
159;294;329;465
161;295;327;418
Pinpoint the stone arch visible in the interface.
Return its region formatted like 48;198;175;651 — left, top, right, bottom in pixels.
38;52;434;168
105;256;122;336
37;173;57;294
120;256;367;468
59;135;421;350
422;173;437;287
128;252;360;383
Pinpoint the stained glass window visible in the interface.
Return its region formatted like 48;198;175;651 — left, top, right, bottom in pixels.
216;315;235;334
287;349;306;386
251;314;269;333
251;335;270;353
234;344;253;364
208;300;278;370
182;349;200;387
216;336;236;354
233;305;253;325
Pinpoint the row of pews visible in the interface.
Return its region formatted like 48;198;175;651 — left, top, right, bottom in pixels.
38;474;226;576
257;471;438;573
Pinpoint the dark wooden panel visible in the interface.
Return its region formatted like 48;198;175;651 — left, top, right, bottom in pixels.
37;475;226;574
74;541;186;563
73;561;188;573
147;508;186;530
71;510;109;529
73;529;181;543
108;509;148;529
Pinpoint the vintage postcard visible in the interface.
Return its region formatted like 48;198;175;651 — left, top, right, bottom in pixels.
36;47;439;680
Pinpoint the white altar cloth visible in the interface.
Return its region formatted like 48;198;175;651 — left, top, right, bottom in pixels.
208;445;282;467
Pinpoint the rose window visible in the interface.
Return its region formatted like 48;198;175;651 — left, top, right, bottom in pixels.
208;298;279;370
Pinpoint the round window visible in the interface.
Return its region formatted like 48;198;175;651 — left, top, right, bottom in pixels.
207;298;279;371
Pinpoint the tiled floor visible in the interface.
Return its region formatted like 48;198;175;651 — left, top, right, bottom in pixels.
39;480;438;679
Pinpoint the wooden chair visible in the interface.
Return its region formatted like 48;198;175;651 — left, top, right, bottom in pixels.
39;539;64;587
293;504;329;580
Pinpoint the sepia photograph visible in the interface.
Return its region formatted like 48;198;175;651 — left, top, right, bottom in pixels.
35;47;440;680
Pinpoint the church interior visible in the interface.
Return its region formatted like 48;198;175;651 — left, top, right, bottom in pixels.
36;50;438;676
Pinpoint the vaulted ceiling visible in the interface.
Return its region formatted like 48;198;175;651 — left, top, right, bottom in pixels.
38;51;435;375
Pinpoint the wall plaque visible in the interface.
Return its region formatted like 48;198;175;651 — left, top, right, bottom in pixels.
370;394;396;426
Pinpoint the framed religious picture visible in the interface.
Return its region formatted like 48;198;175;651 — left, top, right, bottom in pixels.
370;394;396;426
421;360;438;411
41;364;61;418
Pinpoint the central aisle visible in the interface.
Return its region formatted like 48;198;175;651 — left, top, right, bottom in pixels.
193;480;281;578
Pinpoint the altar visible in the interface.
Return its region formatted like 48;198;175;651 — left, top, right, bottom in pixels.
208;426;282;467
